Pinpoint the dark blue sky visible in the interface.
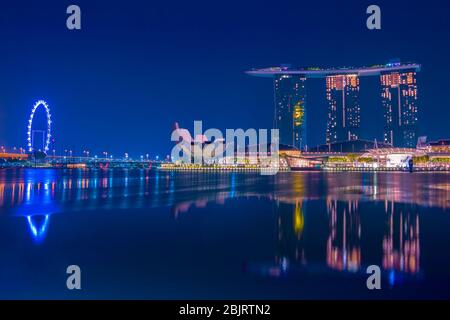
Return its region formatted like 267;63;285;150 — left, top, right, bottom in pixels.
0;0;449;157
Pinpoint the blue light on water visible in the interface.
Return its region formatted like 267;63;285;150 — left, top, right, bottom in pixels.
230;173;236;198
389;270;396;286
26;214;50;243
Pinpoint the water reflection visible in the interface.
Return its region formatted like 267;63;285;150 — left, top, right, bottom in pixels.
2;170;449;211
326;199;361;272
383;204;420;283
266;197;422;286
272;200;306;277
26;214;50;243
0;168;447;287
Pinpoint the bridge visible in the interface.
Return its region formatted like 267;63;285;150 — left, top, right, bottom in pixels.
45;155;162;169
0;152;28;161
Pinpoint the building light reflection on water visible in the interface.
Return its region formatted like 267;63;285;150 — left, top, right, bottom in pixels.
383;203;420;280
326;199;361;273
0;169;447;285
26;214;50;243
270;197;421;285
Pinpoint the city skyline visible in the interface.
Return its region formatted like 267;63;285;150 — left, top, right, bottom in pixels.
0;61;426;156
1;0;450;155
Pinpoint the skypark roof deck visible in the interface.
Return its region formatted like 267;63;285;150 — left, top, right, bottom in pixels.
246;63;421;78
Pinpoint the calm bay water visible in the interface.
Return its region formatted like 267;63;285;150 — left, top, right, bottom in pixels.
0;168;450;299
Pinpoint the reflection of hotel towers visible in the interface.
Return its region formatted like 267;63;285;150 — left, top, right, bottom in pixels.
326;199;361;272
275;200;306;266
326;75;360;143
382;202;420;274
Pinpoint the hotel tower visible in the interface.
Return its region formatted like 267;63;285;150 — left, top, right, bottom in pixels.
380;70;419;148
274;74;307;150
326;75;361;143
248;61;420;148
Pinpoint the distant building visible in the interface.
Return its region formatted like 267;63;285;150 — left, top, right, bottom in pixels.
274;74;307;150
326;75;360;143
428;139;450;153
309;139;391;153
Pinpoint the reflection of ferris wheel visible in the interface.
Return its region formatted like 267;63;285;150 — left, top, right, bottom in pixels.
27;100;52;153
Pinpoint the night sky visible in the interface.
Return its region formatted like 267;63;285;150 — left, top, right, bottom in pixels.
0;0;449;157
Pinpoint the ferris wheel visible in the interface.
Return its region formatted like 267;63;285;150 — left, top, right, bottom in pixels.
27;100;52;153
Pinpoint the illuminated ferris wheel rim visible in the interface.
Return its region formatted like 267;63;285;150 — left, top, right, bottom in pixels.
27;100;52;153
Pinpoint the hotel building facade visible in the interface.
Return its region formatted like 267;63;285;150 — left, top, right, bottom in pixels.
248;62;420;148
381;70;419;148
274;74;307;150
326;74;361;143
